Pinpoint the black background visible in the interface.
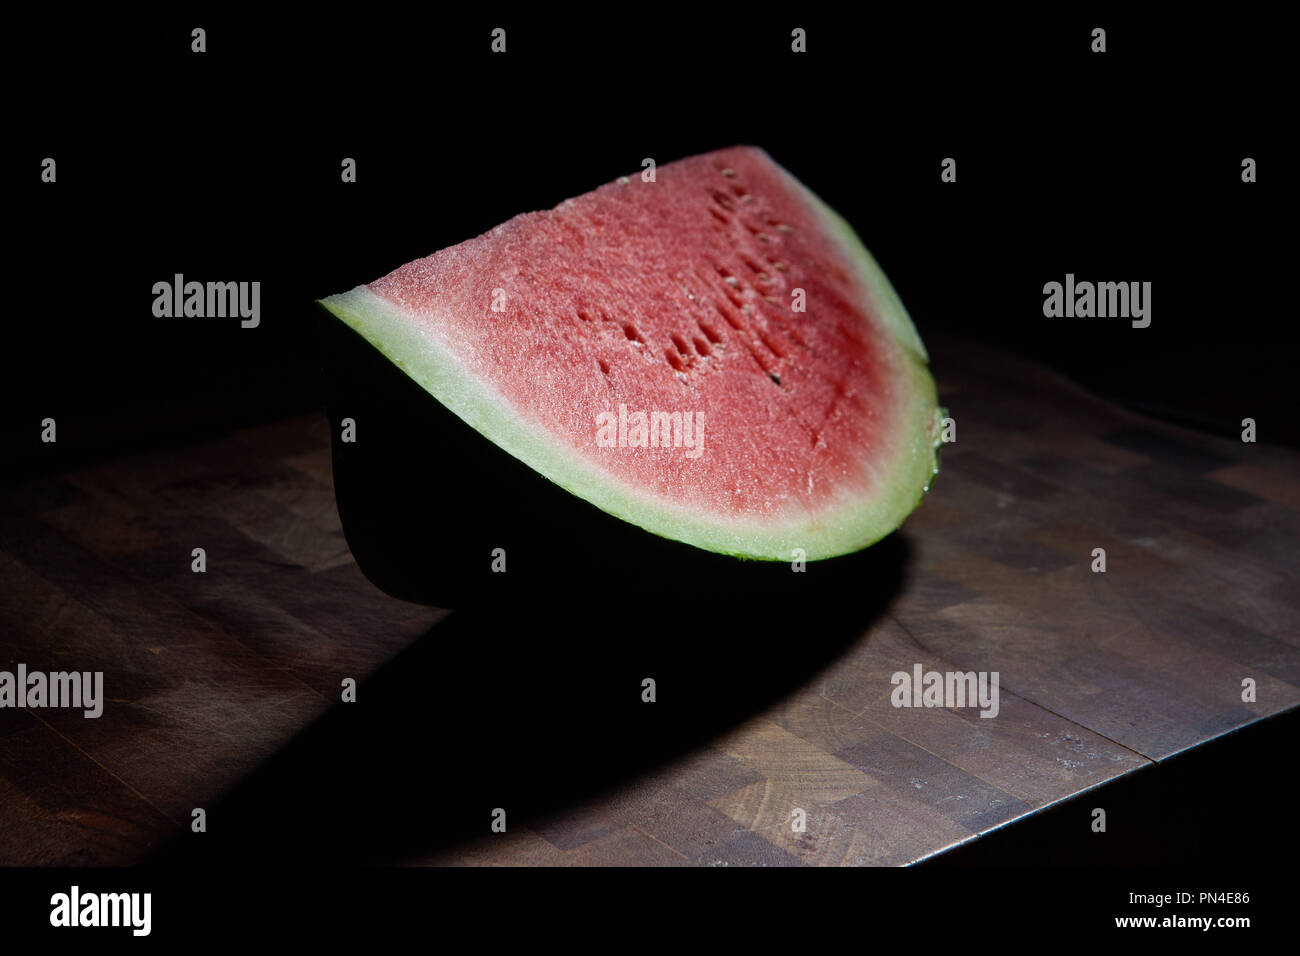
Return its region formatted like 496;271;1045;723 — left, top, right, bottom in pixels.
7;10;1289;479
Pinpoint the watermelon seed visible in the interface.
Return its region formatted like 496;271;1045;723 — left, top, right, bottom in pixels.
721;168;736;177
665;349;687;372
693;335;712;357
670;333;690;356
598;358;611;377
769;373;782;386
622;323;646;344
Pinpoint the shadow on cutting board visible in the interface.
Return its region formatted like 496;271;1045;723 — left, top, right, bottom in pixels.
149;534;909;865
148;299;917;864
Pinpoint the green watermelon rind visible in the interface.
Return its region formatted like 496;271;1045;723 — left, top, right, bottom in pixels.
318;163;941;562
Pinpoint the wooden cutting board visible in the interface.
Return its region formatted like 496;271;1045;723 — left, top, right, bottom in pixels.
1;332;1296;866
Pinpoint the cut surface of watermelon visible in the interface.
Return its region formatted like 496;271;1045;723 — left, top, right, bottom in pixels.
320;146;941;560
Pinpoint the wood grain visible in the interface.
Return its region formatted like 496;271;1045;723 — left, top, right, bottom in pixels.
0;415;443;861
1;334;1296;865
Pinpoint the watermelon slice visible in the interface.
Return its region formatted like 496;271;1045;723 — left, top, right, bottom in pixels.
320;146;941;563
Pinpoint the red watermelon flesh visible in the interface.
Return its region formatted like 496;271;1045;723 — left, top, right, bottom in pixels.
320;146;941;560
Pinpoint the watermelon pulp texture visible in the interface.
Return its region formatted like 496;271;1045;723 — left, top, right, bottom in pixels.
320;147;941;560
